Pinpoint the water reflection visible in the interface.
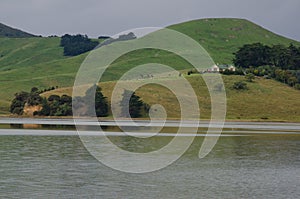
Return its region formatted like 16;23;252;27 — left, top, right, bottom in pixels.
0;134;299;198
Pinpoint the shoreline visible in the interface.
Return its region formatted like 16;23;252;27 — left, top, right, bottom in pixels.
1;117;300;126
0;115;300;124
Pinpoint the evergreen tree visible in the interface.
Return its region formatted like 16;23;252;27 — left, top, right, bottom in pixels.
120;90;145;118
85;84;108;117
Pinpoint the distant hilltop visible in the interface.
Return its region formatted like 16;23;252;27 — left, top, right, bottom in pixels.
0;22;36;38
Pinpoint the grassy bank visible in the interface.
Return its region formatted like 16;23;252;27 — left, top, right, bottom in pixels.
39;75;300;122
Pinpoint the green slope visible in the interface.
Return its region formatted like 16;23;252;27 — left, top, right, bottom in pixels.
168;18;299;64
43;75;300;122
0;22;36;38
0;18;299;115
0;37;65;69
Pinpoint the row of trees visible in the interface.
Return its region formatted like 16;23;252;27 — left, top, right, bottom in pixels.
73;85;148;118
10;85;149;118
234;43;300;70
36;95;72;116
60;34;99;56
233;43;300;89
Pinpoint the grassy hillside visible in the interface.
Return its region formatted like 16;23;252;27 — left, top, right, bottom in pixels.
168;18;299;64
0;23;36;38
0;37;86;114
42;75;300;122
0;18;299;117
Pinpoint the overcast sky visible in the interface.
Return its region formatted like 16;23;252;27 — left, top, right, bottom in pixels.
0;0;299;41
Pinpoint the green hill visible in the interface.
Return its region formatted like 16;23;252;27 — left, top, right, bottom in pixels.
168;18;299;64
0;22;36;38
0;18;299;117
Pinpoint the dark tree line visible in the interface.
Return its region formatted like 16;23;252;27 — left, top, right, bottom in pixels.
233;43;300;70
10;85;149;118
233;43;300;89
35;94;72;116
60;34;99;56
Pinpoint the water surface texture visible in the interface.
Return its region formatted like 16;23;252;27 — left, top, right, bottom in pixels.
0;121;299;198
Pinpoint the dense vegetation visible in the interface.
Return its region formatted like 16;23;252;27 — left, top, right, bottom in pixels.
120;90;149;118
60;34;99;56
10;87;42;115
234;43;300;70
36;94;72;116
10;87;72;116
10;85;148;118
233;43;300;89
81;84;109;117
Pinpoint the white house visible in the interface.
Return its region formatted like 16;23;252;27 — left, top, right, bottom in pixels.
228;65;236;72
207;65;220;72
207;64;236;73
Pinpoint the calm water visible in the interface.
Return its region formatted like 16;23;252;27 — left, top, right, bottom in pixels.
0;123;299;198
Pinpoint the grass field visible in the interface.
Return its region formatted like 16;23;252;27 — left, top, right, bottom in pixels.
42;75;300;122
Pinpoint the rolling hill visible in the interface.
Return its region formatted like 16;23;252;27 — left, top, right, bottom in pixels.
42;74;300;122
0;22;36;38
0;18;299;119
168;18;299;64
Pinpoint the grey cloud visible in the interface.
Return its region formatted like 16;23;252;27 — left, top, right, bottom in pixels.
0;0;299;41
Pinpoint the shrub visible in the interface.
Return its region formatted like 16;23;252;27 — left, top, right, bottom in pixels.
245;73;255;82
232;81;248;90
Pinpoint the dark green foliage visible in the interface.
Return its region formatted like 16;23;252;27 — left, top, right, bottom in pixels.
10;87;43;115
233;43;272;68
274;69;299;86
232;81;248;90
48;94;60;102
245;73;255;82
60;34;99;56
221;68;244;75
41;86;56;94
38;98;51;116
10;91;29;115
295;84;300;90
36;94;72;116
26;87;43;106
120;90;148;118
234;43;300;89
98;36;111;40
9;87;73;116
85;84;109;117
187;69;199;75
234;43;300;70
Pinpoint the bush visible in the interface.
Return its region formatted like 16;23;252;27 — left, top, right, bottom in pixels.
60;34;99;56
245;73;255;82
10;91;29;115
232;81;248;90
